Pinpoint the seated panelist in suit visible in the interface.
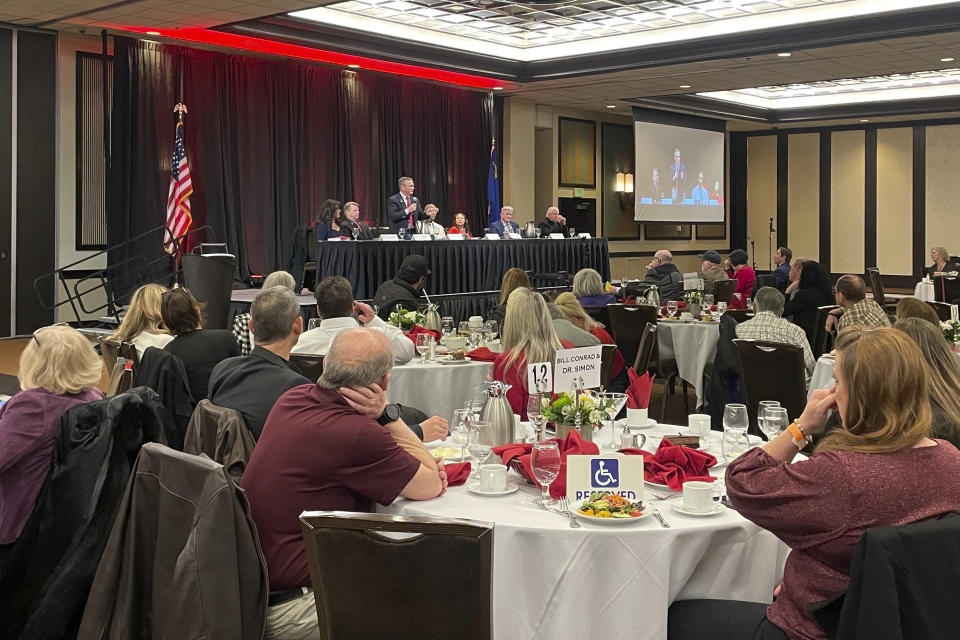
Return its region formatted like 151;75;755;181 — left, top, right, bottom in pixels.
537;206;568;237
386;176;427;235
489;206;520;237
339;201;373;240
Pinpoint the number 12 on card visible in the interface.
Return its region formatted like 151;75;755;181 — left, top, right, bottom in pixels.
527;362;553;394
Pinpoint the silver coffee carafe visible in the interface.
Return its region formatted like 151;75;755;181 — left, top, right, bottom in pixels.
422;303;442;332
478;381;516;446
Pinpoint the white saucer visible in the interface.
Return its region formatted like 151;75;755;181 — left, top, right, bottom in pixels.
466;480;519;496
671;501;725;517
627;419;657;430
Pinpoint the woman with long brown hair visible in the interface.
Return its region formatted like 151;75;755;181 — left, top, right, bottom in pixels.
487;267;531;324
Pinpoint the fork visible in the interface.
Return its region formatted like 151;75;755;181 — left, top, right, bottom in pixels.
558;497;582;529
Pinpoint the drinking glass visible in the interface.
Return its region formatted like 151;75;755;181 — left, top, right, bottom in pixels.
722;403;750;463
666;300;679;318
535;228;542;238
531;440;562;505
468;330;483;350
723;403;748;431
483;320;499;343
716;301;727;318
450;408;472;462
441;317;456;339
527;394;547;442
467;420;495;479
415;334;434;362
757;400;780;439
351;227;360;241
601;392;628;450
568;228;577;238
457;321;471;338
761;407;789;442
464;400;482;422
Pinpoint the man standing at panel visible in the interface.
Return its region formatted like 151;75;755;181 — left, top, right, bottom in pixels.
386;176;426;235
670;148;685;202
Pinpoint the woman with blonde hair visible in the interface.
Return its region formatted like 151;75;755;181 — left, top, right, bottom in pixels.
894;296;940;326
232;271;298;355
108;283;172;355
0;325;104;543
493;288;573;418
895;317;960;448
669;327;960;640
554;292;628;392
488;267;531;325
573;268;616;306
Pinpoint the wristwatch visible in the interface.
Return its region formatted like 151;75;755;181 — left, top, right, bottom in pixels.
376;403;401;426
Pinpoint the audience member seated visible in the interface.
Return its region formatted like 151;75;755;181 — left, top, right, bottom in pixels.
296;276;414;364
489;205;519;236
162;288;240;402
546;302;600;347
825;274;892;334
417;203;447;238
783;257;808;299
698;250;729;290
209;287;310;440
772;246;792;292
448;212;472;237
668;327;960;640
537;206;568;237
241;328;446;640
924;245;959;278
895;296;941;326
0;325;103;544
232;270;297;356
782;260;834;347
725;249;756;298
488;267;530;325
895;318;960;449
107;283;173;355
573;267;617;306
313;198;346;241
735;287;815;382
493;288;574;418
372;254;428;320
554;292;628;392
640;250;682;302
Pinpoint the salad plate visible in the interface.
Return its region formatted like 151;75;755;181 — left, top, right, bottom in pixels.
573;491;651;524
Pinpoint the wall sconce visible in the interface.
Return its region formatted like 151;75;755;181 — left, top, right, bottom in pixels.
624;173;634;193
615;172;626;192
615;172;634;206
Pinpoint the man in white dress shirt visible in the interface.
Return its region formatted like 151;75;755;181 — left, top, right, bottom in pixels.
417;203;447;239
292;276;414;364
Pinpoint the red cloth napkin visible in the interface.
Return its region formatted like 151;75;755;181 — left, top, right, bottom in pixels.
728;294;747;310
492;430;599;499
404;325;442;344
626;368;654;409
466;347;498;362
444;462;471;487
620;440;717;491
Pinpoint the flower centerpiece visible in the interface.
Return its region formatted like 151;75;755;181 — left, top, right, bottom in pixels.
389;309;426;331
684;289;703;318
540;390;618;441
941;319;960;348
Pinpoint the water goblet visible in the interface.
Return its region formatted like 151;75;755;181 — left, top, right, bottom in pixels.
351;226;360;241
568;228;577;238
666;300;679;318
451;408;472;462
415;334;434;362
467;420;495;479
716;301;727;318
535;228;542;238
526;394;547;443
757;400;780;439
531;440;562;505
483;320;499;343
761;406;789;442
703;294;714;308
722;403;750;463
441;317;456;339
468;330;483;350
457;321;471;338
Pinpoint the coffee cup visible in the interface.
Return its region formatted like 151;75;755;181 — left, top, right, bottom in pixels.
479;463;507;492
688;413;711;437
682;480;714;513
469;315;484;328
442;335;466;351
627;407;648;426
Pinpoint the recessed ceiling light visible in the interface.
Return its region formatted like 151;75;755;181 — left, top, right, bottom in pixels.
493;86;503;91
941;57;955;62
606;104;616;108
777;52;791;57
347;64;360;68
146;31;161;36
679;84;691;89
860;119;869;122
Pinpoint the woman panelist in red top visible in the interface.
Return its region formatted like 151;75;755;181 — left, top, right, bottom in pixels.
448;212;472;237
667;327;960;640
493;288;573;419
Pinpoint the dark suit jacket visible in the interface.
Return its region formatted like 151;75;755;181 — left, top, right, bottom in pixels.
339;218;373;240
386;193;426;233
164;329;240;402
783;286;834;348
489;219;519;236
641;263;682;301
538;218;568;236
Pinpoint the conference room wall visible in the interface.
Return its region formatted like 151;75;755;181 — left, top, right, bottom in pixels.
876;128;913;277
830;130;866;275
925;124;960;258
786;133;820;264
746;135;778;270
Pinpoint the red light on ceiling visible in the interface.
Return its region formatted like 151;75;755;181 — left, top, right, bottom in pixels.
122;27;504;90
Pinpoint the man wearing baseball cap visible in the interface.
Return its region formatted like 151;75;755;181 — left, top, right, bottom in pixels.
698;250;730;290
373;254;430;320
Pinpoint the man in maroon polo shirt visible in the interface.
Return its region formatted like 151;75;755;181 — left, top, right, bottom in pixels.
241;328;446;639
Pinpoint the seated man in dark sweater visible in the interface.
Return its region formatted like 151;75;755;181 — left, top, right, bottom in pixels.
208;286;309;439
373;254;429;320
537;206;568;237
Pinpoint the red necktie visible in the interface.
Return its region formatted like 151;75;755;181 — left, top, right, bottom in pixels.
406;196;413;229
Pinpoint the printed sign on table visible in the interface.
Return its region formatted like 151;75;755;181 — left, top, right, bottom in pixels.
566;455;644;503
553;345;603;392
526;361;553;394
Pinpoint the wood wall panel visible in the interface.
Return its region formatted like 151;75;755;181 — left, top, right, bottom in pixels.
746;135;777;267
830;130;865;274
925;124;960;259
786;133;819;263
876;128;913;276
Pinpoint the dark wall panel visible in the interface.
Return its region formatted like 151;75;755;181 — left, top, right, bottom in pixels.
0;29;11;336
601;122;636;239
16;31;57;333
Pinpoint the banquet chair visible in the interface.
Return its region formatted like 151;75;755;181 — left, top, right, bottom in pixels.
599;344;617;388
733;339;807;438
583;305;612;331
632;322;658;373
532;270;570;288
290;353;325;382
98;338;139;396
867;267;898;314
712;279;737;305
182;399;256;482
813;305;840;359
606;304;658;367
300;511;493;640
928;301;952;322
724;309;751;323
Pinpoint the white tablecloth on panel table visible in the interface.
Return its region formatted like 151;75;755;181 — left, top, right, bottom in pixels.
387;358;493;419
656;320;720;409
914;280;935;302
382;423;789;640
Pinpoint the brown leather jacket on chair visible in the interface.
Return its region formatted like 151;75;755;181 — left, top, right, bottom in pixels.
78;443;267;640
184;399;257;481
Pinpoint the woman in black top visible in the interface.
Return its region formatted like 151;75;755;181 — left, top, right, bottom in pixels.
162;288;240;401
782;260;834;348
924;246;959;278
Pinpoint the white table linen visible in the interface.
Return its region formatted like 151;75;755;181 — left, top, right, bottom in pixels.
914;280;935;302
808;354;836;400
389;423;789;640
656;321;720;408
388;358;493;419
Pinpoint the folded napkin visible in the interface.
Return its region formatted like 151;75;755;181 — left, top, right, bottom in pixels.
625;367;654;409
728;294;747;310
492;430;599;499
443;462;471;487
404;325;442;344
620;439;716;491
466;347;498;362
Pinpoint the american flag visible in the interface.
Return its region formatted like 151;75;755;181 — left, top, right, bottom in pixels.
164;120;193;253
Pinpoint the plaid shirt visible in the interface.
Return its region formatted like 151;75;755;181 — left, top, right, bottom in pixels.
838;299;891;332
735;311;816;379
232;312;254;356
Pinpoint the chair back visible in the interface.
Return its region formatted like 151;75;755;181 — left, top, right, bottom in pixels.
712;279;737;304
290;353;325;382
812;305;840;359
300;511;493;640
583;305;612;331
733;339;807;436
725;309;751;323
181;254;236;330
928;301;952;322
598;344;617;387
99;338;139;396
867;267;886;307
183;399;256;481
531;271;569;288
632;322;658;373
606;304;658;367
754;272;776;295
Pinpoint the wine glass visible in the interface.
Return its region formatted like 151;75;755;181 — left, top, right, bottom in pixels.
531;440;562;505
703;294;714;308
467;420;494;479
457;321;471;338
722;403;750;463
666;300;679;318
757;400;780;439
761;406;789;442
450;408;471;462
601;392;628;451
716;301;727;319
568;228;577;238
468;330;483;350
415;334;434;362
535;228;542;238
526;394;546;442
441;317;455;340
351;226;360;241
483;320;499;343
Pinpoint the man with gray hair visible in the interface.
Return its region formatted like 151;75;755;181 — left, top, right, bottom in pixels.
641;249;682;302
241;328;446;639
209;286;310;439
735;286;815;381
538;206;568;237
386;176;426;234
489;205;519;237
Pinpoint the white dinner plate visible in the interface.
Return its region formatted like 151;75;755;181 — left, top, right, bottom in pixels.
439;357;473;365
644;478;677;491
573;508;652;525
466;480;519;496
671;501;725;517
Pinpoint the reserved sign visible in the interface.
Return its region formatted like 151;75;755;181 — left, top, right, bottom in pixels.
566;455;644;502
553;345;603;391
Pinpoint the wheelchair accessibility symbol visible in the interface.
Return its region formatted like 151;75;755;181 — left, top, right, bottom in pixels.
590;459;619;488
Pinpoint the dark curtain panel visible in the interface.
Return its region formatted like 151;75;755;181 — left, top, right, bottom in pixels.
108;36;492;280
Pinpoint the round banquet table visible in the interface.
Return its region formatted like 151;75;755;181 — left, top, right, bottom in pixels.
656;320;720;409
808;354;837;400
381;423;789;640
387;358;493;419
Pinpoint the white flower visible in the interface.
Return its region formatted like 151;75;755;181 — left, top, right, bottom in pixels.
588;410;603;424
561;405;574;417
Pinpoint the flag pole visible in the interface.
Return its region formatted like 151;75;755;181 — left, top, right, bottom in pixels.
171;102;188;285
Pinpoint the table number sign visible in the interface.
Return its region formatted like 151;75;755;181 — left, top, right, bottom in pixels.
553;345;603;392
527;361;553;394
566;455;644;502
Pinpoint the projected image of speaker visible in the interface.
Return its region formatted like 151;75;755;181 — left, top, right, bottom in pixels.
633;110;725;225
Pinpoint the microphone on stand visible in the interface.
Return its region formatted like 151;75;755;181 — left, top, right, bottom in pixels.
768;217;775;270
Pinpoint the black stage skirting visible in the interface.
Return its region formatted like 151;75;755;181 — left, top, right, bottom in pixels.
315;238;611;299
